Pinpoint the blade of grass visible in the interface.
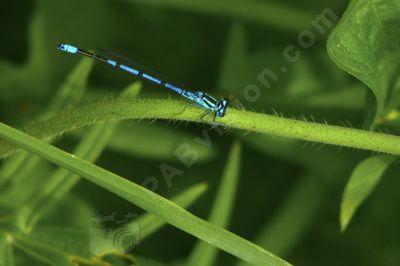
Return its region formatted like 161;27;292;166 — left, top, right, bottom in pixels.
136;182;208;241
187;141;241;266
95;182;208;256
0;122;291;266
22;183;207;260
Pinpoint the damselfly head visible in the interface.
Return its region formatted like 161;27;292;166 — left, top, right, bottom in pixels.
216;98;228;117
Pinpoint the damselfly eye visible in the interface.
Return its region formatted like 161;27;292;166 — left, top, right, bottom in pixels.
57;43;65;50
216;99;228;117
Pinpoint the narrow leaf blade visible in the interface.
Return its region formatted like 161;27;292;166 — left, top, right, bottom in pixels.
340;155;396;231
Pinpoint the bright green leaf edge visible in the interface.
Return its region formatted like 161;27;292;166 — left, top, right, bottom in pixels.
136;182;209;242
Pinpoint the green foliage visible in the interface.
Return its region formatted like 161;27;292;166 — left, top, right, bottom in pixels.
340;155;397;231
1;0;400;265
0;121;291;266
327;0;400;235
327;0;400;127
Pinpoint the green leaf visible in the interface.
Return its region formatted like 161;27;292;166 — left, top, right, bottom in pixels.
340;154;397;231
0;235;14;266
187;142;241;266
0;122;291;266
327;0;400;126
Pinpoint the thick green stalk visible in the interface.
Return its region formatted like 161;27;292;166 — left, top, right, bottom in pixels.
0;98;399;157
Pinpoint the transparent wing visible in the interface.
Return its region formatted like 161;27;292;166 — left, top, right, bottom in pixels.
95;47;189;91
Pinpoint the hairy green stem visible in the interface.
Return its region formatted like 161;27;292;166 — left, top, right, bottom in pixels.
1;98;400;157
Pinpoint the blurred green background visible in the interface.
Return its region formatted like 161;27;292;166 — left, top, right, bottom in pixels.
1;0;400;265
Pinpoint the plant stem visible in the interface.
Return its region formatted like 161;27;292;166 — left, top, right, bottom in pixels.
0;98;399;157
229;108;400;156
